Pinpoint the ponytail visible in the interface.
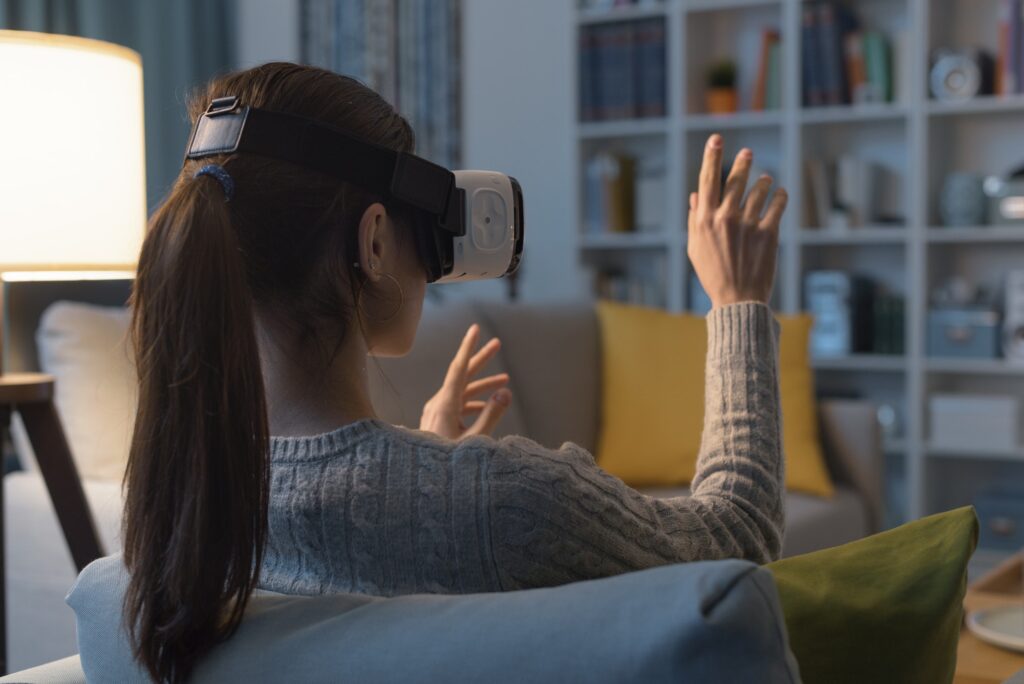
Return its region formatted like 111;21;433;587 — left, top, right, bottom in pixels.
123;171;269;683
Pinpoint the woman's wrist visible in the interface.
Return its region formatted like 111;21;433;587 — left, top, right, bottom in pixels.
706;302;776;359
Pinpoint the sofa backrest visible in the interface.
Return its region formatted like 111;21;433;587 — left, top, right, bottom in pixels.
67;554;801;683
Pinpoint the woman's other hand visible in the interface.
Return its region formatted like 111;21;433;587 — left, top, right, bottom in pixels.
687;134;788;309
420;324;512;439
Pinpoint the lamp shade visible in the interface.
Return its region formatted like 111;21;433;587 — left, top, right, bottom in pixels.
0;30;146;272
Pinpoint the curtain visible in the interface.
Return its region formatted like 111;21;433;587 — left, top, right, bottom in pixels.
300;0;462;168
0;0;236;210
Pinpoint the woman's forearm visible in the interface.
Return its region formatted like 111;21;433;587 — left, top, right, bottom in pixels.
688;301;784;562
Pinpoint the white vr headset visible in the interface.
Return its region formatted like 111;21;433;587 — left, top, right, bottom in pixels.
185;96;524;284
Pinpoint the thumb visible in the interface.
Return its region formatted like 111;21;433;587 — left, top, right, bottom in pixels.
464;389;511;437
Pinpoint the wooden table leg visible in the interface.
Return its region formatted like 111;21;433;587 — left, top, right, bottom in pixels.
18;401;104;572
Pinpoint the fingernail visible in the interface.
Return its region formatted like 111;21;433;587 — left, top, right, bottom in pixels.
708;134;722;148
740;148;752;158
495;390;510;406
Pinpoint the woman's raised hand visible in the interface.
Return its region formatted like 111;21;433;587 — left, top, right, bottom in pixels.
420;324;512;440
687;134;788;309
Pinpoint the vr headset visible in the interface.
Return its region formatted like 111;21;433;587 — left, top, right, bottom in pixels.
184;96;524;284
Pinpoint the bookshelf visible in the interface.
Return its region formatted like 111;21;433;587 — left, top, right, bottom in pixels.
574;0;1024;536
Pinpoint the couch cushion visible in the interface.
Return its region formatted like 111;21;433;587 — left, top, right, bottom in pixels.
14;301;135;479
478;302;600;452
368;300;527;437
640;485;868;557
0;655;84;684
767;506;978;684
69;554;799;683
595;301;833;496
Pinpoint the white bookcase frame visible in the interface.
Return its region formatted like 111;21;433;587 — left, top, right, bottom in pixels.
575;0;1024;525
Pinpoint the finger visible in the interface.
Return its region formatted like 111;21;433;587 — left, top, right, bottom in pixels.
464;373;510;399
742;175;774;225
466;337;501;378
720;148;753;214
689;192;698;212
697;134;724;211
759;188;789;232
463;390;512;437
461;400;488;415
443;324;480;387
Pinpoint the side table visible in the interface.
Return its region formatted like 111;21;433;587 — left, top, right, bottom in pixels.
0;373;105;674
956;553;1024;683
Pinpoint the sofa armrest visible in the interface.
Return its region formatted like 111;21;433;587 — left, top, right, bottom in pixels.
0;654;84;683
818;399;884;533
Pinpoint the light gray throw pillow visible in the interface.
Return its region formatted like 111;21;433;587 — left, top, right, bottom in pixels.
68;554;800;683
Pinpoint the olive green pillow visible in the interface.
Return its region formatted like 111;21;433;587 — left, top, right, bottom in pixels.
768;507;978;684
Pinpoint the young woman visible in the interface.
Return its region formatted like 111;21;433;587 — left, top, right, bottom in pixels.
124;62;787;683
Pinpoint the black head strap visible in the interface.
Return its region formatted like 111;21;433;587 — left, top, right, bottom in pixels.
184;96;464;236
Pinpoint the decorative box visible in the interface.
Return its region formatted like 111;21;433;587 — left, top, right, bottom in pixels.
927;309;1000;359
929;394;1019;453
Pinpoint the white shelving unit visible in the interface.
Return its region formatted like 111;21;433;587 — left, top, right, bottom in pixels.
575;0;1024;527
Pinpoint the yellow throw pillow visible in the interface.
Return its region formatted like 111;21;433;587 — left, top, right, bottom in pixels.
595;301;834;497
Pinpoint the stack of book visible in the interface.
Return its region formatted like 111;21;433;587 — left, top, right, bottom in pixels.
753;30;782;111
579;18;667;121
997;0;1024;95
803;156;904;229
801;2;899;107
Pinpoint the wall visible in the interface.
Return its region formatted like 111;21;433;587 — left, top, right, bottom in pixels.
235;0;300;68
233;0;585;304
455;0;586;303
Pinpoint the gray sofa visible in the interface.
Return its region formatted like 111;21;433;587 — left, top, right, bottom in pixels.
3;283;882;672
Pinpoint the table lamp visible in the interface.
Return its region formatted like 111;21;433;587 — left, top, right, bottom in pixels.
0;30;145;674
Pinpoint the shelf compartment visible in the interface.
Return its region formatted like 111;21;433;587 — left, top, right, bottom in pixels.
578;4;667;26
579;232;670;250
799;227;907;245
579;118;670;139
926;359;1024;375
811;354;907;372
800;104;908;126
926;226;1024;243
927;95;1024;118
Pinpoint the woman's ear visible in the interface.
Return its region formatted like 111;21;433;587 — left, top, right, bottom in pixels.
357;202;388;283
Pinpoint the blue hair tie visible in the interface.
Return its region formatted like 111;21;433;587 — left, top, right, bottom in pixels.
193;164;235;202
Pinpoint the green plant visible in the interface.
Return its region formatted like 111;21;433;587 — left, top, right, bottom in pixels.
707;60;737;89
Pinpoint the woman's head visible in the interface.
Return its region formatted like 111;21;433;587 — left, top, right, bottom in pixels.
123;62;425;683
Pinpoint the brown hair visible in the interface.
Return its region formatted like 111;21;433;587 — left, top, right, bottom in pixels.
122;63;415;683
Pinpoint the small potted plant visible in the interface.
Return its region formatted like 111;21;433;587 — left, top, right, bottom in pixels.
706;60;738;114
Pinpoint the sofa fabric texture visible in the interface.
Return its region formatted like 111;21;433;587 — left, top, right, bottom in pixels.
68;554;801;684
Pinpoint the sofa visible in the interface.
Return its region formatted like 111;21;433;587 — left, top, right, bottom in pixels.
3;281;882;672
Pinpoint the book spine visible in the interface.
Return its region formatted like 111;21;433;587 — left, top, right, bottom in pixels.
651;20;666;116
766;41;782;110
1013;0;1023;95
802;8;821;106
580;28;595;121
845;31;867;104
622;22;637;118
817;3;844;106
752;30;777;111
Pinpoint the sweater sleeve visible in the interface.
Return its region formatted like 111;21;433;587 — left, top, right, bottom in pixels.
484;302;784;591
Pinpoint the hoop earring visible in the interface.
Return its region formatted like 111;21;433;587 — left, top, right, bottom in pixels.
355;270;405;323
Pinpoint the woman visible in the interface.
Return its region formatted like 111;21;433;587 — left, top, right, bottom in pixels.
124;62;787;683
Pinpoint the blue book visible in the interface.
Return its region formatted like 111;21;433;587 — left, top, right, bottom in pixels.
802;7;822;106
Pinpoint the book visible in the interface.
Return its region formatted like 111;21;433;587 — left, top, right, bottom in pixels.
845;31;869;104
802;7;822;106
766;42;782;110
584;152;637;234
803;158;832;229
753;30;780;111
817;3;847;105
863;32;892;103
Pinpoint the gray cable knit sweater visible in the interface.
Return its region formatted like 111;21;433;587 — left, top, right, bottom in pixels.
259;302;784;596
